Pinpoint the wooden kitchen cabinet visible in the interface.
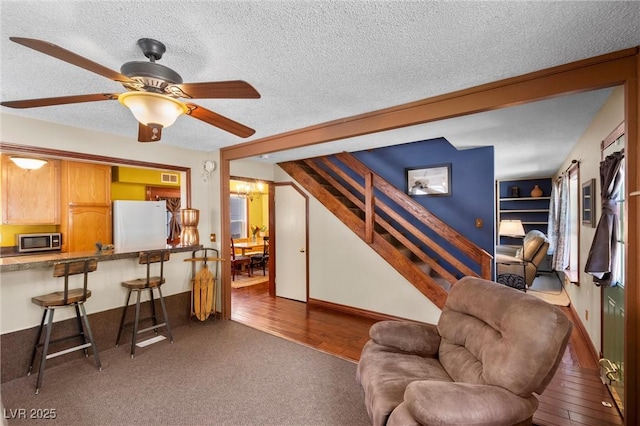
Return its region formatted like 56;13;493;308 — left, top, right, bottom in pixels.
65;205;112;252
1;154;60;225
62;161;111;204
60;161;112;252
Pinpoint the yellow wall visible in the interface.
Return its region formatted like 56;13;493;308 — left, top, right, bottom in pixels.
1;225;58;247
111;182;147;200
112;166;180;186
249;198;264;230
230;180;269;236
111;166;180;201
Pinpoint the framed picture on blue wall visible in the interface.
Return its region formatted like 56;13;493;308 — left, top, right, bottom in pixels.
406;164;451;196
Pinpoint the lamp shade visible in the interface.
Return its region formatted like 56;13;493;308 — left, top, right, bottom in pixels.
10;157;48;170
118;92;188;128
498;220;525;237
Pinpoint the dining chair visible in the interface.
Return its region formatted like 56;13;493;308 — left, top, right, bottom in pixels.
230;238;251;281
250;236;269;276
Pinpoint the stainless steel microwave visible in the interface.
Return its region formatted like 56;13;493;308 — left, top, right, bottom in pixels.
17;233;61;253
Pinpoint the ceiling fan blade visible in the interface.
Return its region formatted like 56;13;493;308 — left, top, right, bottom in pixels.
167;81;260;99
1;93;119;109
138;123;162;142
9;37;133;83
185;103;255;138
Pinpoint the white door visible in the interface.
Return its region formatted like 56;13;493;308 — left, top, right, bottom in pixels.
275;184;307;302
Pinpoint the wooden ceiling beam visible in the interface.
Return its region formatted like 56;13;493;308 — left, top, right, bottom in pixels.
221;47;638;161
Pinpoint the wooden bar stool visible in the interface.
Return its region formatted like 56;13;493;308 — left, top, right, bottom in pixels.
115;250;174;358
28;258;102;394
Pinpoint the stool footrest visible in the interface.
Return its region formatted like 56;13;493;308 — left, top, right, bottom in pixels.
37;332;85;349
121;316;163;330
137;323;167;335
45;342;92;360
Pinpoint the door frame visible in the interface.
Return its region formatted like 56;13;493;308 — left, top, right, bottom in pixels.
600;122;627;416
228;176;276;296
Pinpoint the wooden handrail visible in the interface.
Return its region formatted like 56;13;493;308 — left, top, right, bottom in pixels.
324;152;492;281
308;157;469;281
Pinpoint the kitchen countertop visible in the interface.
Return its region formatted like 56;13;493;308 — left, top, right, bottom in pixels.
0;244;203;273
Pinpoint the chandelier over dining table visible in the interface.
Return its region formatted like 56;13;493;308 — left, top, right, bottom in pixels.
236;181;264;201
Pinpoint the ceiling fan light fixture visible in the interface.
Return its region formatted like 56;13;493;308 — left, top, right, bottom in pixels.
118;92;188;128
10;157;48;170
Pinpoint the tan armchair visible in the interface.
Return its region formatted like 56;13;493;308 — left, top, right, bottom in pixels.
496;230;550;290
357;276;572;426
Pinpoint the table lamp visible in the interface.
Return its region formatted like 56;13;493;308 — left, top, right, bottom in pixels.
498;219;525;239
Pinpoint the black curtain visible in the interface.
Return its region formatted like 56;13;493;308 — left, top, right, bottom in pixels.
584;150;624;286
159;197;182;242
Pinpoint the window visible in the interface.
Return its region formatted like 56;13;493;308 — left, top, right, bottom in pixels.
614;167;625;287
603;132;626;287
567;166;579;279
230;195;248;239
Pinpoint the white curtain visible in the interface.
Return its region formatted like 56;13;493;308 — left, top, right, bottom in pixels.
550;175;569;271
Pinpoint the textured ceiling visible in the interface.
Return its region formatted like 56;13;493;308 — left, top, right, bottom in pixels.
1;1;639;179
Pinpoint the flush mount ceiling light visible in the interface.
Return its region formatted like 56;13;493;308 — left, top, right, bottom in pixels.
10;157;48;170
118;91;188;129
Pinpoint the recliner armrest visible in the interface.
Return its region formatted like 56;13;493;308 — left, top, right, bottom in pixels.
369;321;440;357
398;381;538;425
495;253;523;264
495;244;521;257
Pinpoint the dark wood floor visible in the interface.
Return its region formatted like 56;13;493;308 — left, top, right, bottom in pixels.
231;281;624;426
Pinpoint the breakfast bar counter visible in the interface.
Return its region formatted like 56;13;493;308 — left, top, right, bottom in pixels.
0;245;201;273
0;244;206;338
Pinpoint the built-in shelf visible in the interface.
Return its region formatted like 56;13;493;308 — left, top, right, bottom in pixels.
500;197;551;201
500;209;550;213
496;177;552;244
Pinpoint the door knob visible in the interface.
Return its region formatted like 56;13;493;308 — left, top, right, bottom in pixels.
599;358;620;383
299;248;305;253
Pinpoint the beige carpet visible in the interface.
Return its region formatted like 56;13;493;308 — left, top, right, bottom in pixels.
231;273;269;288
527;272;571;306
1;320;369;425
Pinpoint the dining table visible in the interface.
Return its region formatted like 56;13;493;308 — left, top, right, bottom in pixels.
233;240;265;256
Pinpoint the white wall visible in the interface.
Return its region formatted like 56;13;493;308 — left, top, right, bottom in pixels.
230;158;275;181
0;112;219;333
554;86;624;351
274;166;442;324
0;252;194;333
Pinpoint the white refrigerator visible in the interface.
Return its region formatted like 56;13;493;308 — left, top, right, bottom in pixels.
113;200;168;252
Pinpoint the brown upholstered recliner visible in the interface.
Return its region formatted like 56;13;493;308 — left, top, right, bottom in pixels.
496;230;550;290
356;276;572;426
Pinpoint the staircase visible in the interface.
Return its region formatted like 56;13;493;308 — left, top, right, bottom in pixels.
279;152;492;309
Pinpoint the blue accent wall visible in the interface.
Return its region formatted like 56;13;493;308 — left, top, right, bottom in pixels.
352;137;495;275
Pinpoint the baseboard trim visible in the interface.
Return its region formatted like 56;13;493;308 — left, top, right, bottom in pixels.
308;298;426;324
568;301;600;366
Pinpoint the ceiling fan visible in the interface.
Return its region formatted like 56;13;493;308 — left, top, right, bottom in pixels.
0;37;260;142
